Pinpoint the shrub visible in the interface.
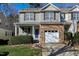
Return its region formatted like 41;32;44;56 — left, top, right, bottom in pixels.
65;32;79;45
74;32;79;40
64;32;72;41
8;35;33;45
73;32;79;44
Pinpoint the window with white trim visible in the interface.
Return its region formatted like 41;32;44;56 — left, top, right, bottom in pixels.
24;13;34;20
44;11;54;20
71;13;79;20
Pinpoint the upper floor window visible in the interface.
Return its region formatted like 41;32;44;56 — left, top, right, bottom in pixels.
44;11;54;20
71;13;79;20
24;13;34;20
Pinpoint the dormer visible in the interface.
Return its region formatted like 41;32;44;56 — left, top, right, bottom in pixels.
40;3;60;11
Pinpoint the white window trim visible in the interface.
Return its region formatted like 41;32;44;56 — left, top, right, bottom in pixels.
25;13;34;20
72;13;79;20
45;12;54;20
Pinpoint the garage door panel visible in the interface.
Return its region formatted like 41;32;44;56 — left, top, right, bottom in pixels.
45;31;59;43
45;32;52;43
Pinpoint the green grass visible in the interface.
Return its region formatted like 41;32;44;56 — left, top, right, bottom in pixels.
0;45;42;56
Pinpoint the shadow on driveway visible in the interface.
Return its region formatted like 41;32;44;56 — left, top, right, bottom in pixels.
48;45;75;56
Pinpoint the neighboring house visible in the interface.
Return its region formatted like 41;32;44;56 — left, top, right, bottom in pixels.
0;12;13;40
14;3;79;44
7;15;18;36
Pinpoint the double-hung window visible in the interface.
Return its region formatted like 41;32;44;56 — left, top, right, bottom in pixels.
25;13;29;20
30;13;34;20
72;13;79;20
44;11;54;20
44;12;50;20
24;13;34;20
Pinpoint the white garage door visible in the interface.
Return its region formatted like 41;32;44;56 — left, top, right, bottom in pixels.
45;30;59;43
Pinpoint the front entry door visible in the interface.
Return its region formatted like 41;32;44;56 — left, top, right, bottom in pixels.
35;29;39;39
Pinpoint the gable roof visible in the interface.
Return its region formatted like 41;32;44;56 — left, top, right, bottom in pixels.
68;5;79;12
69;5;79;10
40;3;61;11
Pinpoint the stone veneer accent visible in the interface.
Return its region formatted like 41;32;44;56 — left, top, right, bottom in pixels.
39;23;64;45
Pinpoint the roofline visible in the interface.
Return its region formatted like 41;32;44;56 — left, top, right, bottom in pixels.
19;4;79;13
69;5;79;11
40;3;61;11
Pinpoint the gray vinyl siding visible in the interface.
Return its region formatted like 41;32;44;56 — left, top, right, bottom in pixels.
0;13;13;39
0;28;12;40
55;12;60;22
19;13;24;22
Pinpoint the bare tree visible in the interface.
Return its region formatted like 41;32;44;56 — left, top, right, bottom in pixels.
29;3;46;8
0;3;17;16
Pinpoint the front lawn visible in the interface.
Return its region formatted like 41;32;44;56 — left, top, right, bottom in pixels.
0;44;42;56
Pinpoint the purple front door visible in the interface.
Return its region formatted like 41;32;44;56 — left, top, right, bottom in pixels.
35;29;39;38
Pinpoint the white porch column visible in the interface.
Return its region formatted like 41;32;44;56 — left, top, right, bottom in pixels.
32;26;35;40
15;25;18;36
18;26;23;35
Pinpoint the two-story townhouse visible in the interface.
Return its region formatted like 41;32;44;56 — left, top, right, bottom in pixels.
14;3;79;44
60;5;79;35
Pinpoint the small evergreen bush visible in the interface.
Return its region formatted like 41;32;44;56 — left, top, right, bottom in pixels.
64;32;72;41
8;35;33;45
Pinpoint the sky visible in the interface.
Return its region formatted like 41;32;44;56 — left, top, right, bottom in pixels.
15;3;29;10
